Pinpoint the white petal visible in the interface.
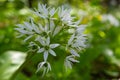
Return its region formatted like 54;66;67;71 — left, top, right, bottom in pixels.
36;36;45;46
38;62;45;69
35;12;45;18
50;20;55;33
70;49;80;57
16;34;24;38
46;37;50;45
49;8;56;17
69;58;79;63
24;22;33;30
74;19;82;25
23;35;33;42
31;19;40;33
68;34;75;45
16;24;25;29
15;28;33;34
42;67;47;77
37;48;45;53
34;25;40;33
45;23;49;32
42;4;48;16
49;49;56;56
38;23;44;32
50;44;60;48
38;3;42;11
53;26;62;36
66;55;73;59
76;25;86;33
36;61;46;73
46;62;51;73
44;51;48;61
28;41;36;47
65;60;72;69
48;62;51;71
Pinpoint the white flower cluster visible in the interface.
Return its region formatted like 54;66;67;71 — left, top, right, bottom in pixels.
15;4;87;75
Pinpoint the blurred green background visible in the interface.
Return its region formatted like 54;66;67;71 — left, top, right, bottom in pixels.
0;0;120;80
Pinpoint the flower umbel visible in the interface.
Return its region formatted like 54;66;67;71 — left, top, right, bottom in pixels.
15;3;87;76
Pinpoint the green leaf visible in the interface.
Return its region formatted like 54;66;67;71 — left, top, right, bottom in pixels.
0;51;26;80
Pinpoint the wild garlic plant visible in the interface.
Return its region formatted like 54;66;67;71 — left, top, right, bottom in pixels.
15;4;87;76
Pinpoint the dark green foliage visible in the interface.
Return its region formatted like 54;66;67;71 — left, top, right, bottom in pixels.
0;0;120;80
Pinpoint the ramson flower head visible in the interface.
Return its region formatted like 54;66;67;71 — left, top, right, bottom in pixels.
15;3;87;76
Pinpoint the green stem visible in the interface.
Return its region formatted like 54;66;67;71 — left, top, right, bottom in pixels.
10;50;36;80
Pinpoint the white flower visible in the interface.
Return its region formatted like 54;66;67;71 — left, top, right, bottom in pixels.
64;55;79;70
58;6;75;26
36;61;51;76
68;27;86;49
15;19;44;42
35;4;48;19
66;25;87;57
34;4;57;19
36;36;60;61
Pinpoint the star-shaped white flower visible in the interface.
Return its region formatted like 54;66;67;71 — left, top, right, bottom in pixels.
64;55;79;70
36;61;51;76
36;36;60;61
15;18;45;42
58;6;75;26
34;4;57;19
